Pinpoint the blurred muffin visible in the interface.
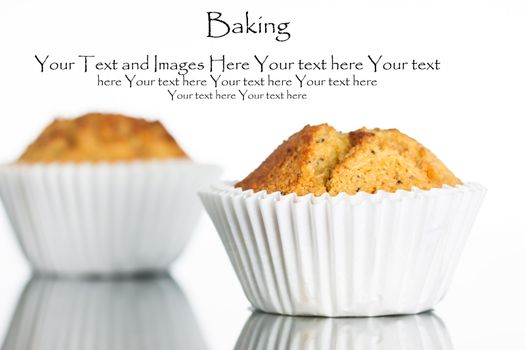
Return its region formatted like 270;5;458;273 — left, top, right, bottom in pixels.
236;124;461;195
0;112;220;275
18;113;187;163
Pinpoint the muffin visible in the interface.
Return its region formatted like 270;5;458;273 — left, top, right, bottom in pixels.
200;123;485;316
236;124;461;196
18;113;188;163
0;113;220;275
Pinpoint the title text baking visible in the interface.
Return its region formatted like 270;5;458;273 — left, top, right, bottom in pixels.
207;11;291;42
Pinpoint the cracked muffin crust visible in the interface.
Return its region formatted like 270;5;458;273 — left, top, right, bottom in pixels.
236;124;461;196
18;113;188;163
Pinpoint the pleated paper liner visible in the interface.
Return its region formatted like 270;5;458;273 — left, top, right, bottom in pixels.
2;276;207;350
200;182;486;316
235;311;453;350
0;160;221;276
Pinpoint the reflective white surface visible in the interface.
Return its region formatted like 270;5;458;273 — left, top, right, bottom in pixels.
0;258;523;350
2;276;207;350
0;194;524;349
236;312;453;350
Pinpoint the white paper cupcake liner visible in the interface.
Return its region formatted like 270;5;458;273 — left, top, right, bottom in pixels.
0;160;221;275
200;182;486;317
1;276;207;350
235;312;453;350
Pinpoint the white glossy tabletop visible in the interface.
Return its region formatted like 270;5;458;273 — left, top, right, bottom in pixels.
0;213;523;350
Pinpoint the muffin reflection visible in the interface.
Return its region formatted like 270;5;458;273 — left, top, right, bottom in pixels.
2;276;206;350
235;312;453;350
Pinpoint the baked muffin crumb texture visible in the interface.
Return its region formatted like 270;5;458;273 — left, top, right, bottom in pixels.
236;124;461;196
18;113;188;163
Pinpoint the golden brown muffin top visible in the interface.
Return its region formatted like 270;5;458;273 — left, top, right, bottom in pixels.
18;113;188;163
236;124;461;196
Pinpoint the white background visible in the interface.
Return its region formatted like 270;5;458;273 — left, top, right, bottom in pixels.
0;0;524;349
